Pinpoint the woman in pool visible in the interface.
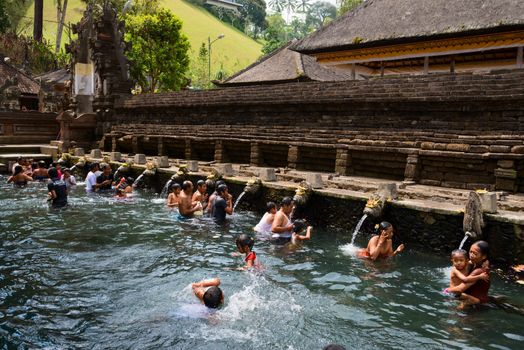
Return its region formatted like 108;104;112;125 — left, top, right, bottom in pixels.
7;165;33;187
357;221;404;261
447;240;491;306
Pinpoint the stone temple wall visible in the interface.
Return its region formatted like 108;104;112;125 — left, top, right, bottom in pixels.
105;69;524;193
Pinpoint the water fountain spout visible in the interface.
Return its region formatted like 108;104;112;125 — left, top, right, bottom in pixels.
460;191;485;248
160;174;177;198
133;162;157;188
233;178;262;212
363;194;387;218
114;163;130;181
291;181;313;220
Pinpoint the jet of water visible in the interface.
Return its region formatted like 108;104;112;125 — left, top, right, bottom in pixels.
350;214;368;245
233;191;246;212
160;179;173;198
133;174;145;187
458;234;469;250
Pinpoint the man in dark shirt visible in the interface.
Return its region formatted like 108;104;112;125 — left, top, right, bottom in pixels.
212;184;233;222
47;167;68;208
96;163;115;191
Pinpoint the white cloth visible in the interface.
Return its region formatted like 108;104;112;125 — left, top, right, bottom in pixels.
85;172;97;191
254;212;273;234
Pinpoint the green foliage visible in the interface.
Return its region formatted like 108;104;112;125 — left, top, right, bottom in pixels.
261;11;313;55
306;1;336;29
337;0;363;15
0;32;67;74
124;8;190;92
0;0;10;33
190;42;209;89
239;0;267;39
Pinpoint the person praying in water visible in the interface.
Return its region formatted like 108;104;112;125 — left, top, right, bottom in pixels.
357;221;404;260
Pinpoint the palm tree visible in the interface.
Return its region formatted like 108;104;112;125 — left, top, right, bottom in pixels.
296;0;311;13
282;0;298;22
268;0;286;13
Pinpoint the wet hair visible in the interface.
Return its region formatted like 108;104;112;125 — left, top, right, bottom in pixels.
205;179;215;193
38;160;46;168
48;167;58;179
472;240;489;258
90;162;99;171
281;196;293;206
292;220;307;233
31;162;38;170
169;183;181;192
63;168;71;173
182;180;193;191
266;201;276;212
126;177;135;184
375;221;393;234
197;179;205;188
323;345;346;350
203;286;223;309
216;184;228;195
13;165;23;176
215;180;225;188
236;234;254;251
51;161;58;167
451;249;468;259
101;163;111;171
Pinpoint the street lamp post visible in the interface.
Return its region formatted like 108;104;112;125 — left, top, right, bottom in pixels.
208;34;225;84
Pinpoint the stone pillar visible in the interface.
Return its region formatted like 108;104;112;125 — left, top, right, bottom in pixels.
56;110;74;149
404;154;420;184
250;142;262;167
287;145;299;169
184;139;193;160
132;136;140;154
495;160;517;192
111;136;117;152
214;140;225;163
157;137;165;156
335;148;350;175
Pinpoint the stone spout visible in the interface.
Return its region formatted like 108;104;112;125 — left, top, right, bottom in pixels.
363;194;386;218
463;191;485;240
244;178;262;195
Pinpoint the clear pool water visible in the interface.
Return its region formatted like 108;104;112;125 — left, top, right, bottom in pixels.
1;177;523;349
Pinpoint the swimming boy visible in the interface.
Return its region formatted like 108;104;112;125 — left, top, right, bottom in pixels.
32;161;49;181
191;277;223;309
211;184;233;223
290;220;313;245
47;167;68;208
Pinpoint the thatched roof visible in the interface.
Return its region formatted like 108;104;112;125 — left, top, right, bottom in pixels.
0;61;40;94
35;69;71;86
291;0;524;54
216;41;351;86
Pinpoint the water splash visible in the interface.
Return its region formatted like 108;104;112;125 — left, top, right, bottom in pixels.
114;170;120;181
70;165;77;172
458;234;469;250
350;214;368;245
339;243;361;256
160;179;173;198
233;191;246;212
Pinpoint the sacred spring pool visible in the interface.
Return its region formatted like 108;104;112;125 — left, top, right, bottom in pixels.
0;177;523;349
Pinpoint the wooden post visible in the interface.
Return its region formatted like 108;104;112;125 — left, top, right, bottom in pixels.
517;46;523;69
351;64;356;80
33;0;43;42
423;56;429;74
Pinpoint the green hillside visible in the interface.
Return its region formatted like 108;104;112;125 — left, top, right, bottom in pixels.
19;0;262;75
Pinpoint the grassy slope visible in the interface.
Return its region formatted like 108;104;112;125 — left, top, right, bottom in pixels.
19;0;261;74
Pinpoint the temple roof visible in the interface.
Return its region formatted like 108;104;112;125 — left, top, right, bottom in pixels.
35;69;71;86
0;61;41;94
290;0;524;54
216;41;351;86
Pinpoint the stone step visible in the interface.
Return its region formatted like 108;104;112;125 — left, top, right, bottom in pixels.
0;144;47;154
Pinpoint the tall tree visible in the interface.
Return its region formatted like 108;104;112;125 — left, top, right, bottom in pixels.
238;0;266;39
54;0;68;52
306;1;336;29
296;0;311;14
337;0;363;15
282;0;298;22
268;0;285;13
124;8;190;92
